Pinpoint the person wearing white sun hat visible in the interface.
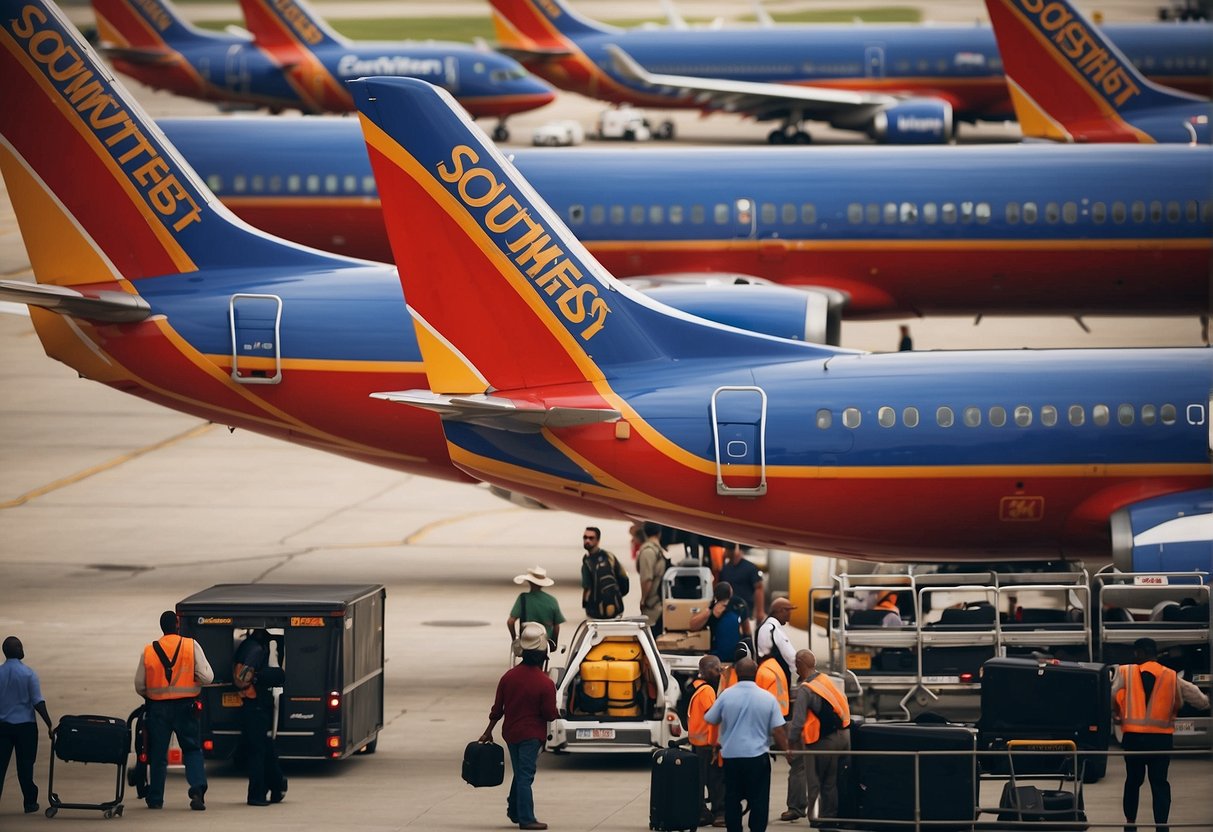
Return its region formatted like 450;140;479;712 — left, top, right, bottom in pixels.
508;566;565;648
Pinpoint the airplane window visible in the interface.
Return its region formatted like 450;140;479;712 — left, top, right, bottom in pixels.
1142;404;1157;426
474;61;485;73
325;175;338;193
1186;201;1198;222
1068;405;1085;426
989;406;1007;427
1005;202;1020;224
1118;404;1135;426
361;176;376;194
975;202;990;224
960;202;974;223
816;409;832;429
1163;57;1175;70
936;406;954;428
670;205;683;224
1092;404;1110;426
916;59;929;72
843;407;861;429
1112;201;1126;223
306;174;320;193
922;203;937;224
761;203;775;224
963;406;981;428
883;203;897;224
1041;405;1057;427
1092;202;1106;224
736;198;753;224
1014;406;1032;427
1149;201;1162;222
343;175;357;194
1062;202;1077;224
1131;201;1145;222
650;205;664;224
631;205;644;224
288;175;301;193
1166;201;1180;223
895;60;910;73
1160;404;1176;425
233;174;247;193
878;406;895;428
801;204;816;224
206;174;222;192
900;202;917;223
902;407;919;428
866;204;880;224
610;205;624;224
1045;202;1060;223
847;203;862;224
936;59;947;72
942;203;957;224
591;205;604;224
252;175;265;193
782;204;796;224
691;205;705;224
1023;202;1038;223
569;205;585;224
269;175;281;193
714;203;729;224
1203;202;1212;225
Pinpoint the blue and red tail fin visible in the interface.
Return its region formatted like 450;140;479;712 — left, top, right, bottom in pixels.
0;0;344;291
237;0;349;51
984;0;1208;143
91;0;228;50
351;76;823;397
489;0;614;54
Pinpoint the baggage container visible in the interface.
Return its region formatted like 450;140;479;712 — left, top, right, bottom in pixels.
608;661;642;717
462;741;505;788
586;639;643;662
650;745;701;831
45;713;133;818
578;661;610;714
978;657;1112;782
662;600;705;632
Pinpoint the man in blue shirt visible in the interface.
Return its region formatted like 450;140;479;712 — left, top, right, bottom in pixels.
0;636;53;814
704;658;790;832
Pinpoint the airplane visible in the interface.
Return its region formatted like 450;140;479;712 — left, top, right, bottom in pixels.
984;0;1212;143
156;116;1213;325
488;0;1213;144
90;0;555;137
349;73;1213;567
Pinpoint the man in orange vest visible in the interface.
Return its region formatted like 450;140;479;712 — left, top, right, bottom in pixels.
134;611;213;811
756;654;790;720
781;649;851;823
688;655;725;828
1113;638;1209;832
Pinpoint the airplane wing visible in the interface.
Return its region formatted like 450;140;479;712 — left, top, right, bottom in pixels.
605;44;894;121
0;280;150;323
370;390;620;433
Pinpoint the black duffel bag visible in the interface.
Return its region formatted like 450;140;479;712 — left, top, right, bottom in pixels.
55;714;130;765
461;740;505;787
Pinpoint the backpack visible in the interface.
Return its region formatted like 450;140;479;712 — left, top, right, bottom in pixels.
232;637;267;699
587;551;625;617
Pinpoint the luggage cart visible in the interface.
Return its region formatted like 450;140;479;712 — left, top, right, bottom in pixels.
46;713;132;819
988;738;1086;825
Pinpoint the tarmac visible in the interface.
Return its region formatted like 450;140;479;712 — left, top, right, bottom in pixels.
2;1;1212;826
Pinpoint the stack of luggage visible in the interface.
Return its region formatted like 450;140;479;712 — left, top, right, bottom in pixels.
576;640;645;717
656;596;710;652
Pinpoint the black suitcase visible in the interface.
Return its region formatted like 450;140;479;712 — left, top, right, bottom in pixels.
978;658;1112;783
461;741;505;787
46;713;132;818
650;745;701;831
836;721;976;831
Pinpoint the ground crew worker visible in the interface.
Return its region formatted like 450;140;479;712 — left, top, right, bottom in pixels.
689;655;725;828
756;598;797;682
757;653;790;720
1113;638;1210;832
0;636;53;815
718;643;752;693
134;611;213;811
234;629;287;806
782;649;851;823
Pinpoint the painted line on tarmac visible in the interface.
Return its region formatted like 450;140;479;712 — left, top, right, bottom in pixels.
405;506;525;545
0;422;214;509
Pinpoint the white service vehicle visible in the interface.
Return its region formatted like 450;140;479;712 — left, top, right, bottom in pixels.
546;618;683;753
531;120;585;146
595;105;652;141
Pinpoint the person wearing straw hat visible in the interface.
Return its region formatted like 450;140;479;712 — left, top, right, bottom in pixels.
508;567;565;648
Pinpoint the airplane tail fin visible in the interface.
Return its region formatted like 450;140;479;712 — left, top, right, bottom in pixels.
91;0;227;49
489;0;615;54
984;0;1204;142
1;0;342;294
351;76;823;397
237;0;350;51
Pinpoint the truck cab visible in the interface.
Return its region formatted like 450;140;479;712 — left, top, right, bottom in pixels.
547;619;682;753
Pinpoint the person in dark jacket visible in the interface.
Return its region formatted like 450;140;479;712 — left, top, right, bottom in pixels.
233;629;287;807
481;622;558;831
0;636;53;814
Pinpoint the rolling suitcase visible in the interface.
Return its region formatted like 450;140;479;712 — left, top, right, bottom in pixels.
978;657;1112;782
461;740;505;787
650;744;701;831
46;714;132;818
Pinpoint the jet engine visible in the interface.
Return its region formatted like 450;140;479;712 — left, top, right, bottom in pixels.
1111;489;1213;574
867;99;956;145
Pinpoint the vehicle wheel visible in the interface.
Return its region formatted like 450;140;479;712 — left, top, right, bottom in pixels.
658;120;675;139
103;809;114;819
624;129;636;141
492;125;509;142
357;737;378;755
45;807;57;818
115;805;124;817
792;130;812;144
767;129;787;145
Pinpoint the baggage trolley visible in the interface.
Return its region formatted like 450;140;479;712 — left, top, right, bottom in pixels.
46;713;133;819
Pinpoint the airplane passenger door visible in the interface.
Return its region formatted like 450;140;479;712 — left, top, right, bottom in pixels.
711;386;767;497
230;294;282;384
865;45;885;78
225;45;250;95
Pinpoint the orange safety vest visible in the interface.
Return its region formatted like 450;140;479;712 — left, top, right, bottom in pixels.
687;679;719;747
142;635;199;701
1116;661;1180;735
874;592;899;613
801;674;851;745
757;656;789;717
719;665;738;692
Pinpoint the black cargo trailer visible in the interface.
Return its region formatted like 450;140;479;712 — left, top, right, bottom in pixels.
177;583;385;761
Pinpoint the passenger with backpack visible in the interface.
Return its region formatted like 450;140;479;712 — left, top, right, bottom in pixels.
580;527;629;619
636;522;671;635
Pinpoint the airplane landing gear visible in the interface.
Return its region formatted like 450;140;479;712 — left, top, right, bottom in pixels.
767;127;811;145
491;123;510;142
